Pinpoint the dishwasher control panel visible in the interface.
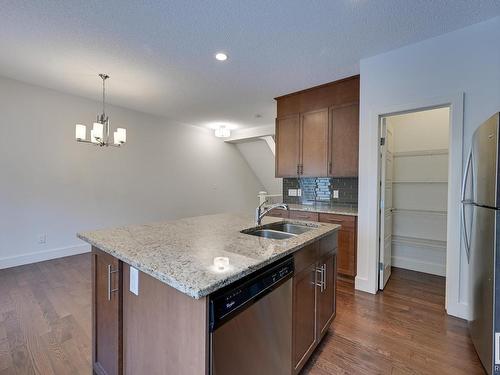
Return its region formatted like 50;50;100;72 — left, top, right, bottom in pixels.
209;257;294;331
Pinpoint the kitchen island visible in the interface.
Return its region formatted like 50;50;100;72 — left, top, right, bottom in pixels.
78;213;340;375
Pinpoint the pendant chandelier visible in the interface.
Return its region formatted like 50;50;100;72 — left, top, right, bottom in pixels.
75;74;127;147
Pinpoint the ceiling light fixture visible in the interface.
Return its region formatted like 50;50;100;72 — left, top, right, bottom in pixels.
214;125;230;138
75;74;126;147
215;52;228;61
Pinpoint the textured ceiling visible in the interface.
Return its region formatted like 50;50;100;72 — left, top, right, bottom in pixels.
1;1;499;129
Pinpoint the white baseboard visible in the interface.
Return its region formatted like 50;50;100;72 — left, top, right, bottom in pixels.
0;244;91;269
392;255;446;276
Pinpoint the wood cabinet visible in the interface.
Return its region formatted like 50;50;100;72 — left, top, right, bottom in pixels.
292;261;318;371
276;114;300;176
300;109;329;177
288;210;319;222
319;213;357;277
329;102;359;177
92;247;122;375
275;75;359;178
317;252;337;338
292;235;338;374
268;207;290;218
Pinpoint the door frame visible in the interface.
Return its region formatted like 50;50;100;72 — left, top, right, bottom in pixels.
361;92;466;319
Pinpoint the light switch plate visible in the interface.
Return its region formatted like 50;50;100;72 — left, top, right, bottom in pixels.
130;267;139;295
333;190;339;199
297;189;302;197
288;189;297;197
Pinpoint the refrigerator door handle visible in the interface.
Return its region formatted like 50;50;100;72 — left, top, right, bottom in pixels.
461;148;473;263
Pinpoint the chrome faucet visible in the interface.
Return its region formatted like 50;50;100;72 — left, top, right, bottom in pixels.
255;202;289;226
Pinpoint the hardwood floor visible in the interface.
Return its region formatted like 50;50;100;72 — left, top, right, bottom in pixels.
0;255;485;374
0;254;91;375
303;268;485;375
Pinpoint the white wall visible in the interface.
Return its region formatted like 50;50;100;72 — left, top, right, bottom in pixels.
235;139;282;195
358;16;500;319
387;108;449;276
0;76;264;268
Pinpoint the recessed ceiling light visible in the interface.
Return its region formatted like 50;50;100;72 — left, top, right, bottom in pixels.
215;52;228;61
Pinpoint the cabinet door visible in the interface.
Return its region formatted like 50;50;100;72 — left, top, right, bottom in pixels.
92;248;122;375
292;263;317;373
337;229;356;277
318;214;357;277
317;252;337;338
276;114;300;177
300;109;329;177
329;102;359;177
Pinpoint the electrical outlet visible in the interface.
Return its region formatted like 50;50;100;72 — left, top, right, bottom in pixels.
297;189;302;197
38;234;47;244
288;189;297;197
333;190;339;199
130;267;139;295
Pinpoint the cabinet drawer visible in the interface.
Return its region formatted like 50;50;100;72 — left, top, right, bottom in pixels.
267;208;289;218
289;211;319;222
319;232;338;257
294;242;318;274
319;213;356;229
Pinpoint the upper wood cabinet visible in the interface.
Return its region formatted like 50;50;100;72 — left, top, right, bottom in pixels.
301;109;329;177
276;114;300;176
275;75;359;178
329;102;359;177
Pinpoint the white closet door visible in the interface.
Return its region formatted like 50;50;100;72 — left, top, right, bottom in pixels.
379;120;394;290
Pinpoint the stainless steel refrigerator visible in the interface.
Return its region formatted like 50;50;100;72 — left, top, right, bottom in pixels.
462;113;500;375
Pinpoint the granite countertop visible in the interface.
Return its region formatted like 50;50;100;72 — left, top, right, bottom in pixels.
272;203;358;216
77;213;340;299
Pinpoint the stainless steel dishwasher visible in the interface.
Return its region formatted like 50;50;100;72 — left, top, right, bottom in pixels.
209;257;293;375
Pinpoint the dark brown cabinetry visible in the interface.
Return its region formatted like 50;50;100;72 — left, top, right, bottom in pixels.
292;261;318;371
329;102;359;177
288;210;319;222
319;213;357;277
292;235;337;374
92;247;122;375
300;109;329;177
276;114;300;176
275;76;359;178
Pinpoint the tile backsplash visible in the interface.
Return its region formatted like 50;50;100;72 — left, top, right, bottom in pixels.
283;177;358;205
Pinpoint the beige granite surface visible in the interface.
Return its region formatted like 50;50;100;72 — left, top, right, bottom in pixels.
273;203;358;216
77;213;339;299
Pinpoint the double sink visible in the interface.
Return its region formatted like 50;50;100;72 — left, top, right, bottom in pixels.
242;221;315;240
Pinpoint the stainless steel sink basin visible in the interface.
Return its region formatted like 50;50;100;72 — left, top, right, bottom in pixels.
265;222;314;235
242;221;315;240
245;229;297;240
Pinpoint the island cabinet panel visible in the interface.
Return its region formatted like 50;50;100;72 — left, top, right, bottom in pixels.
319;213;357;277
292;237;338;374
92;247;123;375
292;260;318;373
122;264;208;375
300;108;329;177
276;114;301;177
329;102;359;177
317;252;337;338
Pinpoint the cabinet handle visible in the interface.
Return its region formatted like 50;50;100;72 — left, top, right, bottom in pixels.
328;161;332;174
300;164;304;174
107;264;119;301
315;266;325;292
323;263;327;291
297;164;300;175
